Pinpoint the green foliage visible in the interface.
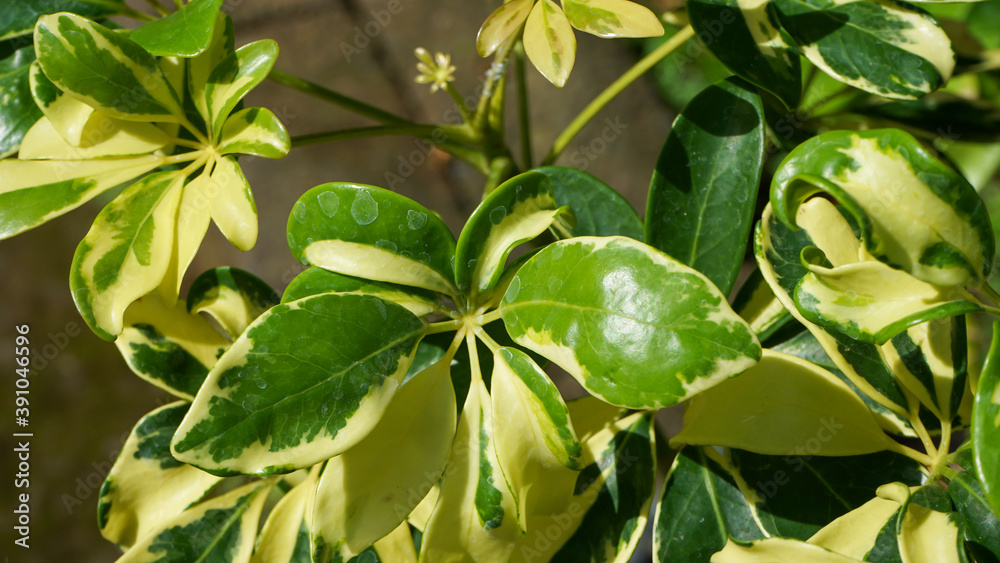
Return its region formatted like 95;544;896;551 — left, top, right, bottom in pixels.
4;0;1000;561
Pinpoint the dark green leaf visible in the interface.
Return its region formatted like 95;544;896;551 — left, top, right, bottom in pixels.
949;470;1000;559
130;0;224;57
0;45;42;156
536;166;643;240
0;0;125;40
974;321;1000;517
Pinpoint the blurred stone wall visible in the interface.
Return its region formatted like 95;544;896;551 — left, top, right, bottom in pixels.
0;0;674;560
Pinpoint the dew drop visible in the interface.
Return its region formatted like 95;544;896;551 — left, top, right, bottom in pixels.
319;403;330;416
376;239;398;253
547;276;562;294
351;190;379;225
506;276;521;301
317;191;340;217
292;201;307;223
255;379;267;390
407;209;427;230
490;206;506;226
549;243;565;260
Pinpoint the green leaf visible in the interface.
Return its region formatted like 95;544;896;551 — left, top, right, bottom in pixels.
455;170;567;296
186;266;279;339
206;155;257;252
524;0;576;87
171;293;425;475
645;76;765;296
312;358;456;561
71;170;185;340
34;13;184;122
771;129;994;287
187;12;234;125
115;293;229;399
654;447;765;562
98;402;223;550
0;45;42;157
477;0;533;57
793;256;982;344
500;236;760;409
281;267;444;318
0;0;125;40
969;1;1000;50
117;479;273;563
672;349;900;456
287;183;458;296
537;166;644;240
561;0;664;38
771;0;954;100
129;0;223;57
492;347;581;530
974;321;1000;516
217;106;290;159
0;155;161;240
686;0;801;108
948;470;1000;560
203;39;278;136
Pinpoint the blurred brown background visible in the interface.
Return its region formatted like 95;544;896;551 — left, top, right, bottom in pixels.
0;0;676;560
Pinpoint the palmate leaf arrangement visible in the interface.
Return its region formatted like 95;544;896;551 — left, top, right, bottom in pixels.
4;0;1000;561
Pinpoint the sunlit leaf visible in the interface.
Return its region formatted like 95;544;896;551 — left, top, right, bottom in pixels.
524;0;576;87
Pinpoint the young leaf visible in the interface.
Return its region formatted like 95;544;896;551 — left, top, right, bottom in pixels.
115;293;230;399
281;267;444;318
18;114;170;159
98;402;223;550
312;359;456;561
171;293;424;475
129;0;224;57
116;479;274;563
654;447;765;562
537;166;643;240
0;46;42;157
159;174;213;306
251;469;318;563
561;0;664;38
287;183;458;296
29;61;97;146
71;170;185;340
455;170;566;296
807;496;902;558
217;107;291;159
973;321;1000;516
34;13;184;122
771;0;954;100
672;349;900;456
207;155;257;252
500;236;760;409
477;0;533;57
186;266;280;339
686;0;801;109
645;76;765;296
187;12;235;124
524;0;576;87
203;39;278;135
0;155;161;240
772;129;993;288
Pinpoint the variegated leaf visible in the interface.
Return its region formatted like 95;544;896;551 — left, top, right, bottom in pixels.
420;378;520;562
973;321;1000;516
18;114;170;159
772;129;992;288
171;293;424;475
947;470;1000;561
500;236;760;409
807;496;902;558
897;496;963;563
371;522;418;563
793;255;982;344
251;468;319;563
1;0;125;40
0;154;161;240
71;170;185;340
187;13;234;125
217;107;290;159
29;61;94;146
99;402;223;550
116;479;274;563
130;0;224;57
712;538;866;561
524;0;576;87
203;39;278;136
771;0;954;100
491;347;581;530
159;174;213;305
477;0;533;57
287;183;458;296
115;293;229;399
455;170;569;296
731;269;794;341
562;0;663;38
0;46;42;157
687;0;801;108
537;166;644;240
281;267;444;318
34;13;185;122
672;349;899;456
312;358;456;561
207;155;257;251
186;266;279;339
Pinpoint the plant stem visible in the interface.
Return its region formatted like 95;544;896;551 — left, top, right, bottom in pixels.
515;44;533;170
475;328;501;353
122;5;157;22
478;309;502;325
427;318;463;335
142;0;171;16
889;442;935;467
909;407;939;460
473;39;516;134
467;331;484;385
445;83;474;124
542;25;695;165
981;282;1000;308
268;69;410;125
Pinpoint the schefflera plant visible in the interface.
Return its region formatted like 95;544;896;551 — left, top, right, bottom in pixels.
0;2;289;340
657;128;1000;562
135;168;762;562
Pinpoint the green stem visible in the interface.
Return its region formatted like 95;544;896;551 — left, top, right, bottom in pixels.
889;442;935;467
142;0;171;16
515;44;533;170
473;39;516;134
478;309;502;326
122;5;158;22
445;83;474;124
475;327;501;353
981;282;1000;308
268;69;410;125
173;0;184;10
467;331;484;385
427;318;463;335
542;25;695;165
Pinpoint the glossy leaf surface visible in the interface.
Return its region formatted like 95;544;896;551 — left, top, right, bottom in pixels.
561;0;663;38
203;39;278;135
524;0;576;87
186;266;280;339
281;267;443;318
477;0;533;57
974;321;1000;516
537;166;643;240
129;0;223;57
1;0;125;39
217;106;290;159
0;46;42;156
